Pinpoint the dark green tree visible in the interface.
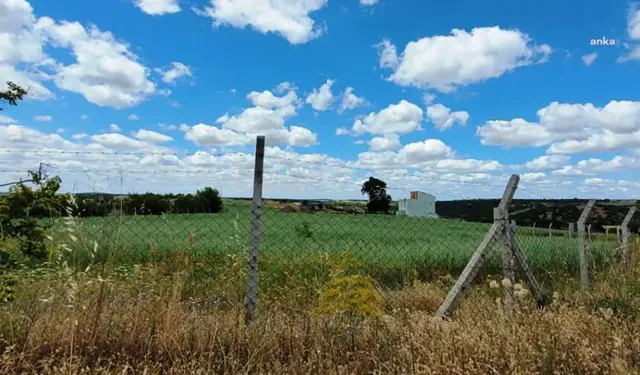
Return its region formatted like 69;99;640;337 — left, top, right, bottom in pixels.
0;82;27;111
361;177;392;213
195;187;223;213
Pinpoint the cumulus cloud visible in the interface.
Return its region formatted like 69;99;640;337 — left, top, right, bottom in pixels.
360;0;378;5
127;114;140;120
352;100;423;135
134;129;173;143
194;0;328;44
335;127;349;136
377;27;551;92
620;4;640;62
305;79;335;111
426;103;469;131
156;62;192;84
368;133;401;152
72;133;88;140
477;100;640;154
524;155;570;171
134;0;180;15
356;139;453;169
0;114;16;124
422;93;436;106
182;87;316;147
338;87;366;113
109;124;121;132
521;172;546;182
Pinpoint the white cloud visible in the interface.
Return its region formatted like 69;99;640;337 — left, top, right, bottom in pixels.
477;119;552;147
628;3;640;40
581;52;598;66
134;0;180;15
338;87;366;113
620;4;640;62
0;64;54;100
551;166;589;177
521;172;546;182
422;93;436;106
248;89;299;109
182;123;250;146
432;159;502;172
352;100;423;135
109;123;121;132
524;155;570;170
134;129;173;143
56;128;64;133
426;103;469;131
368;133;401;152
72;133;87;140
157;62;192;84
127;114;140;120
478;100;640;153
375;39;398;69
0;114;16;124
360;0;378;5
90;133;167;152
305;79;334;111
356;139;452;169
34;115;52;122
377;27;551;92
46;21;157;109
194;0;328;44
547;131;640;154
159;123;179;131
275;81;296;93
335;127;349;136
184;88;316;147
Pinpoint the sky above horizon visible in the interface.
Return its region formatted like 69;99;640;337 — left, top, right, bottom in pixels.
1;0;639;200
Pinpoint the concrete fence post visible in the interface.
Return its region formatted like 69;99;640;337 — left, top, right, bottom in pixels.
245;135;265;325
622;207;637;271
578;200;596;288
549;223;553;238
436;175;519;319
569;223;575;238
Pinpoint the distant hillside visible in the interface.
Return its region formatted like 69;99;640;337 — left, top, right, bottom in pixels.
436;199;640;233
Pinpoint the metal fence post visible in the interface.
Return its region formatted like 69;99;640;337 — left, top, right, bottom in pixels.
245;135;265;325
622;207;636;271
435;174;519;319
578;199;595;288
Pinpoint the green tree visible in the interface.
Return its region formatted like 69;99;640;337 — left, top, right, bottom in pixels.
361;177;392;213
0;82;27;111
195;187;223;213
0;167;61;261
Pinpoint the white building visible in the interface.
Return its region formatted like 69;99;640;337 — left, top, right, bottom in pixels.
397;191;438;218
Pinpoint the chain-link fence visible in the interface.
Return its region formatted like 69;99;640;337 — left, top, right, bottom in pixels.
1;140;638;322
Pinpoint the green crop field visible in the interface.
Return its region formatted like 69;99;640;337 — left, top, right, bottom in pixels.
45;200;621;288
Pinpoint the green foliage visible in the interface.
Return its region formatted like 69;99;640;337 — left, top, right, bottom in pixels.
294;221;313;238
0;81;27;110
0;170;61;261
361;177;392;213
195;187;223;213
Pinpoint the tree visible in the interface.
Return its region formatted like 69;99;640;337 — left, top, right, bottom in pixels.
195;187;223;213
0;82;27;111
361;177;392;213
0;167;61;261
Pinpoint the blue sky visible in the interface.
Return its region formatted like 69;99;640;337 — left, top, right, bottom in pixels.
1;0;639;199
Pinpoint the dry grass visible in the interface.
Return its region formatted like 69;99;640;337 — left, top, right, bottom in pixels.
1;258;640;375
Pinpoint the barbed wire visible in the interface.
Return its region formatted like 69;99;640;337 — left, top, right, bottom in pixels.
0;149;237;157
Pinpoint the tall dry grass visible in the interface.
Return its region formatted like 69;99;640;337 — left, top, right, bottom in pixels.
1;256;640;374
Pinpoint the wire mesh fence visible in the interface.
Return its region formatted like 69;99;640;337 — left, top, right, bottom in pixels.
1;140;638;322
